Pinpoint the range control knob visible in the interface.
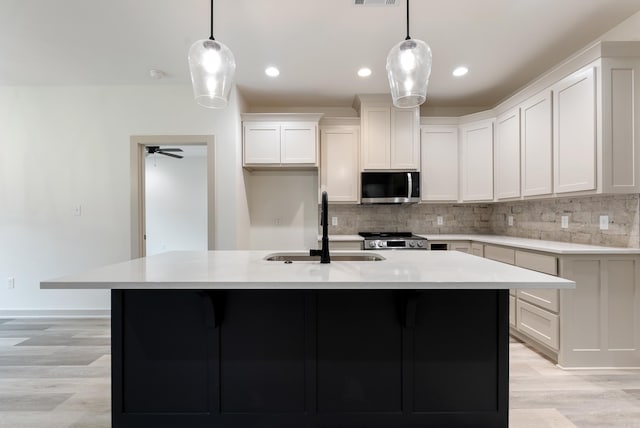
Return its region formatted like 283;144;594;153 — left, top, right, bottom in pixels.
417;241;424;248
409;241;416;247
368;241;376;248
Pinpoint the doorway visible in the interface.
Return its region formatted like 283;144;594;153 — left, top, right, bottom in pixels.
130;135;215;258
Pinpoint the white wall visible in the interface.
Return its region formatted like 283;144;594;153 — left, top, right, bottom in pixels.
145;148;207;255
246;171;319;250
0;84;249;314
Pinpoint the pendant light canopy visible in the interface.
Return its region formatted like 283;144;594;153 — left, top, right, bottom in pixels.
386;0;432;108
188;0;236;109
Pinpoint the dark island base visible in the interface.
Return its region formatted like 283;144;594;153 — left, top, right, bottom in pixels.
112;289;509;428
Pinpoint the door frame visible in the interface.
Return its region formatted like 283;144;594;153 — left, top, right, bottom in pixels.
130;135;215;258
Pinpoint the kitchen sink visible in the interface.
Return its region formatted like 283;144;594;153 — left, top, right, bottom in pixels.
264;252;385;262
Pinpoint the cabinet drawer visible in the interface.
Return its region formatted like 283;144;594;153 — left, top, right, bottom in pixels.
516;299;559;350
509;295;516;327
517;288;559;313
515;250;557;275
471;243;484;257
484;245;515;264
450;242;471;253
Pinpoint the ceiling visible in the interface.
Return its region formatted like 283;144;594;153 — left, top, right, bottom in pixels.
2;0;640;109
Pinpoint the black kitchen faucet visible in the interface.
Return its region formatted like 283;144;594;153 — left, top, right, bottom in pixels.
310;191;330;263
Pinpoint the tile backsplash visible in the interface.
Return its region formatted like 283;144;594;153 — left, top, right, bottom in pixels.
324;194;640;248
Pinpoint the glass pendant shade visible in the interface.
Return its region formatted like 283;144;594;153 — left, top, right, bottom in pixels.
386;38;432;108
188;39;236;108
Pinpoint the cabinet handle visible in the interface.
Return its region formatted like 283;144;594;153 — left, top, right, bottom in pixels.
199;291;226;328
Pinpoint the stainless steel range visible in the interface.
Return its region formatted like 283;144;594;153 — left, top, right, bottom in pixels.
359;232;427;250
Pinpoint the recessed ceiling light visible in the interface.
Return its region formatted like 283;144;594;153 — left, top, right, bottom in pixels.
265;66;280;77
452;66;469;77
357;67;372;77
149;69;165;79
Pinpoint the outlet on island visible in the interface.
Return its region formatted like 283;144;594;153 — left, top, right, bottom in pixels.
437;216;443;225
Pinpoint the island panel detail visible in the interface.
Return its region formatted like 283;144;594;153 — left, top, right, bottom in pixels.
111;289;508;428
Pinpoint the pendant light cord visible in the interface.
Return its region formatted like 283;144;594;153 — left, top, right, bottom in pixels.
405;0;411;40
209;0;215;41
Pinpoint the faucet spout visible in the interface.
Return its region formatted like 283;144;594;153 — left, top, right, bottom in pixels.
309;191;331;263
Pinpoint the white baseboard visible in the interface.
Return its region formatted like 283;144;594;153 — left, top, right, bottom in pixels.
0;309;110;318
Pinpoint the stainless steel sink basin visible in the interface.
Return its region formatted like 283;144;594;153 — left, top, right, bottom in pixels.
264;252;385;262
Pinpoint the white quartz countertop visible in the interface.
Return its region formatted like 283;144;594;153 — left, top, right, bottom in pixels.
417;234;640;254
41;250;573;291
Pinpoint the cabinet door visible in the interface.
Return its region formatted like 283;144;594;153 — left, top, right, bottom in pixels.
391;107;420;169
320;127;360;202
495;108;521;199
461;120;494;201
244;123;281;164
282;123;317;164
521;91;553;196
553;67;596;193
361;105;391;169
421;126;459;201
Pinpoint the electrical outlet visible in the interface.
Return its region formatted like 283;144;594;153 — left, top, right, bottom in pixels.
507;216;513;226
73;205;82;216
561;215;569;229
600;215;609;230
7;277;14;289
274;218;281;226
437;216;443;225
332;216;338;226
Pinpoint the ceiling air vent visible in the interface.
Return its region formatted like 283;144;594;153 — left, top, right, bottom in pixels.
354;0;398;6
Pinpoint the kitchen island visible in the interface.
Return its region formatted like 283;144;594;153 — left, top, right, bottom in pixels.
42;250;574;428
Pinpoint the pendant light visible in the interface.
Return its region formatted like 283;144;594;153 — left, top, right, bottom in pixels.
386;0;432;108
188;0;236;109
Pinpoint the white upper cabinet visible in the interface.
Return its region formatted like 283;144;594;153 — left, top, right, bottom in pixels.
360;97;419;170
243;124;282;164
361;105;391;169
553;67;596;194
495;108;521;200
320;125;360;203
461;119;494;201
420;125;459;201
242;113;323;168
520;90;553;197
391;108;421;169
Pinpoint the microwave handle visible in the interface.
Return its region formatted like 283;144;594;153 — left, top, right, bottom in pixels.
407;173;412;199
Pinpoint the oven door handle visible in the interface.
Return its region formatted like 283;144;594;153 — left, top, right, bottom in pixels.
407;173;412;200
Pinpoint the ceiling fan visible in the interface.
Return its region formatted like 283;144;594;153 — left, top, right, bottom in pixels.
146;146;184;159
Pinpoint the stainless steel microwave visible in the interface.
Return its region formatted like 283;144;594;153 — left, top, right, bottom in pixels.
361;172;420;204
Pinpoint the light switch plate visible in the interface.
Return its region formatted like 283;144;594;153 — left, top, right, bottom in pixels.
7;277;14;289
437;216;443;225
73;205;82;216
507;215;513;226
561;215;569;229
600;215;609;230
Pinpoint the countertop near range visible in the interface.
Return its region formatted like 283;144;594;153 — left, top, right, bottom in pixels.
40;250;573;291
417;234;640;255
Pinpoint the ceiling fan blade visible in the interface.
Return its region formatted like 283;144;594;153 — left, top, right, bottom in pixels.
159;151;183;159
160;148;183;152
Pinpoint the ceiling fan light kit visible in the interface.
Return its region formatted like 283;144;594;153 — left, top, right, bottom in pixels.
188;0;236;109
386;0;432;108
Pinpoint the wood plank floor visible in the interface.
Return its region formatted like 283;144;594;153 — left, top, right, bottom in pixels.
0;317;639;427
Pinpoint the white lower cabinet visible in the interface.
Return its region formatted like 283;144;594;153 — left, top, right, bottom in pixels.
516;299;559;351
475;241;640;367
